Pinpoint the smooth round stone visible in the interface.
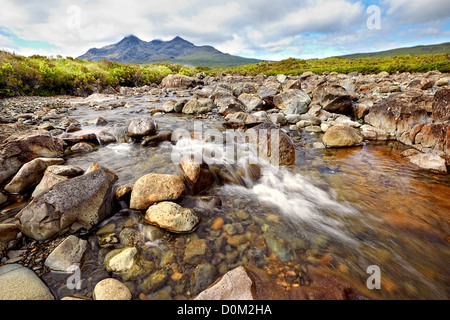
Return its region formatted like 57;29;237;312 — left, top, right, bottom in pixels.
93;278;132;300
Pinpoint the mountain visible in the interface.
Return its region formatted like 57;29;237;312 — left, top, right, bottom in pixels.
340;42;450;59
78;35;261;68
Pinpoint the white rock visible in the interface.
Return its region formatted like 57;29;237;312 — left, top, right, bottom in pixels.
195;266;254;300
407;153;447;173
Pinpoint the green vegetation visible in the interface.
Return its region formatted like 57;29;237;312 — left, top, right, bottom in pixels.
341;42;450;59
214;54;450;76
0;51;196;97
1;50;449;98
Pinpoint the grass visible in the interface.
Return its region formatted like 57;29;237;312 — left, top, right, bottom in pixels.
1;50;449;98
213;54;450;76
341;42;450;59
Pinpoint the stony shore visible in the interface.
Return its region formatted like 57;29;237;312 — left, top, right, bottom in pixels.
0;69;449;300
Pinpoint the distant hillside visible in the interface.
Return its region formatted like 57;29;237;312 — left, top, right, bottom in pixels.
78;35;261;68
341;42;450;59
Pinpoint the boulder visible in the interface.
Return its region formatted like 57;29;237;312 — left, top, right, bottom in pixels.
129;173;185;210
0;131;64;185
365;90;429;139
127;117;157;137
432;88;450;122
71;142;94;153
273;89;311;115
98;131;117;145
4;158;64;194
145;201;200;233
182;98;211;114
359;125;390;141
406;152;447;173
214;92;246;116
238;93;265;112
0;264;54;300
225;112;264;127
104;247;138;273
247;122;295;166
0;224;20;251
163;100;177;113
15;164;118;241
160;74;196;89
32;165;84;198
195;266;254;300
322;125;363;147
44;235;88;272
312;83;352;114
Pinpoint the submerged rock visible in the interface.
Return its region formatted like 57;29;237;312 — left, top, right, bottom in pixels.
145;201;200;233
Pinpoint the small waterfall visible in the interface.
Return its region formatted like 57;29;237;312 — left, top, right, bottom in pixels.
171;133;358;242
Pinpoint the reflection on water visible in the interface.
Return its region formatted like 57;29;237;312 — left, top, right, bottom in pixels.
42;94;450;299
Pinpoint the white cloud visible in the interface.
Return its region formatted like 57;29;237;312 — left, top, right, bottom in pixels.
0;0;449;59
384;0;450;23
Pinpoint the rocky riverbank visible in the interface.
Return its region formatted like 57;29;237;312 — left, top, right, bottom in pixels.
0;69;449;300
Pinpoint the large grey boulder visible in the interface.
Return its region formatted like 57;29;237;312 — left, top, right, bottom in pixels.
313;83;353;114
273;89;311;115
15;163;118;241
32;165;84;198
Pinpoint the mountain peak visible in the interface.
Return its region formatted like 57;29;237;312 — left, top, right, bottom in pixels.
78;35;261;68
119;34;142;44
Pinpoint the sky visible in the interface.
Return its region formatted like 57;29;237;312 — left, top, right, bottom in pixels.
0;0;449;60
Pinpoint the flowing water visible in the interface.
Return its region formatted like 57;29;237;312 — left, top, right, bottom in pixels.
35;91;449;300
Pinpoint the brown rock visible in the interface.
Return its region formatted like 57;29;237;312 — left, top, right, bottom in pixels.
247;122;296;166
145;201;199;233
322;125;363;147
130;173;185;210
432;88;450;122
160;74;196;89
0;131;64;185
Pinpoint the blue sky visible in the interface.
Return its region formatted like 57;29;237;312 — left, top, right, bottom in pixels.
0;0;449;60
